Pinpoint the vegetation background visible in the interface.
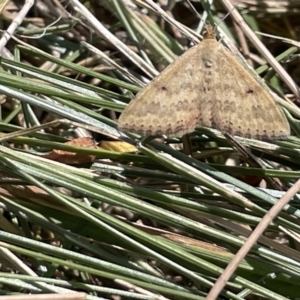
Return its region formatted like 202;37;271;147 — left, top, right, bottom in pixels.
0;0;300;299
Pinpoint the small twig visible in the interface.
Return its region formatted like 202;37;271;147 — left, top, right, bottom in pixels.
0;0;34;55
206;178;300;299
233;22;253;67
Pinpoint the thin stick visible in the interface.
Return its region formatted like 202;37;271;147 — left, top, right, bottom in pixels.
0;0;34;55
206;178;300;299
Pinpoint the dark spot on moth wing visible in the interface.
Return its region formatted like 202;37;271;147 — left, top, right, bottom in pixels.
246;88;254;94
202;58;213;68
225;125;288;140
224;126;253;139
146;124;161;136
223;100;236;113
202;86;211;92
161;86;167;91
176;99;191;111
223;84;230;91
204;78;211;84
